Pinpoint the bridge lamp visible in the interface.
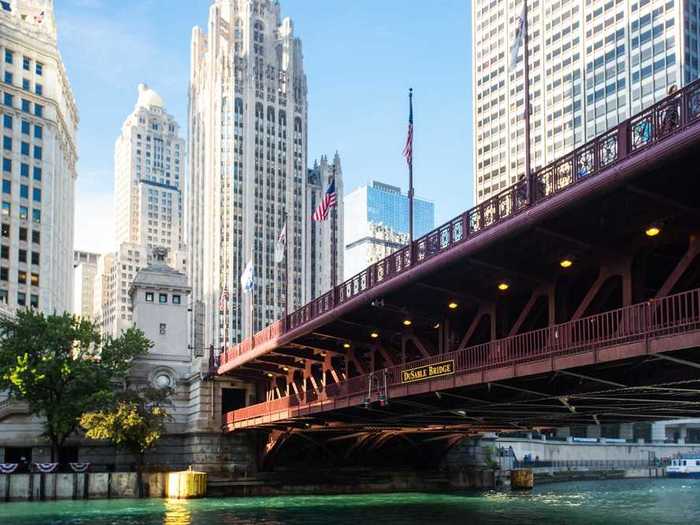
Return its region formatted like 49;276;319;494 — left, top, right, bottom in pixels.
645;225;662;237
402;319;412;327
266;373;274;378
343;342;351;349
498;282;510;292
433;322;441;329
448;301;459;310
370;331;380;339
282;366;289;372
559;258;574;269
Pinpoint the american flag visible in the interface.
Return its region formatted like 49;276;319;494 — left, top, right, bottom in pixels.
312;179;337;222
403;89;414;167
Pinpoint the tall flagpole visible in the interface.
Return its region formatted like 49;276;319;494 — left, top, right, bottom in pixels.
331;164;338;288
407;88;415;245
284;210;289;317
522;1;533;204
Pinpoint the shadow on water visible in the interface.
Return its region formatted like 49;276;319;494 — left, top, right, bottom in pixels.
1;478;699;525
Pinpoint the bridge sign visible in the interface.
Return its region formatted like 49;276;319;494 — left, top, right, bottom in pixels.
401;360;455;384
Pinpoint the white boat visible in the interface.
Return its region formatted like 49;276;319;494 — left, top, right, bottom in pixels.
667;455;700;478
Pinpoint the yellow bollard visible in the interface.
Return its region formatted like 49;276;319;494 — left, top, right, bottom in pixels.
165;470;208;499
511;468;534;490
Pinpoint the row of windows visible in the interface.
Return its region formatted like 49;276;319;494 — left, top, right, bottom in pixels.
3;114;43;138
3;70;42;96
1;224;41;244
3;49;43;76
0;244;39;265
2;92;43;117
0;268;39;286
0;289;39;308
145;291;181;305
1;180;41;201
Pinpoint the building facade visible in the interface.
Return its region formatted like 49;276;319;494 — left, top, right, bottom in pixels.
190;0;340;354
72;250;98;319
472;0;699;203
95;84;186;337
344;181;435;279
0;0;78;313
306;153;343;298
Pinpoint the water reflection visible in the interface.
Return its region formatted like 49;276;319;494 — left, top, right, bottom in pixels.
163;499;192;525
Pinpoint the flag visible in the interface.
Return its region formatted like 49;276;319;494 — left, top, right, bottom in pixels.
218;288;229;312
312;179;337;222
240;259;255;293
274;221;287;263
403;90;414;168
510;3;526;70
33;10;45;24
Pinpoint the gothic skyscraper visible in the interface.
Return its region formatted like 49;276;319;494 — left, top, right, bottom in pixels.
190;0;331;354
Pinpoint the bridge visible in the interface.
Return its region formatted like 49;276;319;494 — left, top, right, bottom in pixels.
217;80;700;460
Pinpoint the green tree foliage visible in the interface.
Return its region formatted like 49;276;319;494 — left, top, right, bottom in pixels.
80;388;171;495
0;310;152;461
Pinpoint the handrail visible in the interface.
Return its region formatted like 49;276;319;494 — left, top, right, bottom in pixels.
225;287;700;427
222;78;700;365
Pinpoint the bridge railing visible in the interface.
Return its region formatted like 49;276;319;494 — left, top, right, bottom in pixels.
224;288;700;428
221;79;700;365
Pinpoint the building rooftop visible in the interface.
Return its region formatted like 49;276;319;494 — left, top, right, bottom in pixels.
136;83;165;110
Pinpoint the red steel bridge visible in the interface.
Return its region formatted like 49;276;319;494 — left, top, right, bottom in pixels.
216;80;700;464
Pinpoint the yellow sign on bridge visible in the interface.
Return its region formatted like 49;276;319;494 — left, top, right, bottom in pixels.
401;360;455;384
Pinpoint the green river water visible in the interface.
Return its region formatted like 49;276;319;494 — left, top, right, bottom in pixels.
1;478;699;524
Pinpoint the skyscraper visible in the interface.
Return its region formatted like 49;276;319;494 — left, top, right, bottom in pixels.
190;0;336;353
0;0;78;313
95;84;186;337
344;181;435;279
306;153;343;299
472;0;698;203
73;250;98;319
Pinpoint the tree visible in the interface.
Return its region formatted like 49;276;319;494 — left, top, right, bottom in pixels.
80;388;171;496
0;310;152;462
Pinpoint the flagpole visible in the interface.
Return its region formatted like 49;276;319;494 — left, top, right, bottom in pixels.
407;88;414;246
522;1;533;204
284;210;289;318
331;164;337;288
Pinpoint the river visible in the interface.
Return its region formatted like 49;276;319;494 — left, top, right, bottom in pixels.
1;478;699;524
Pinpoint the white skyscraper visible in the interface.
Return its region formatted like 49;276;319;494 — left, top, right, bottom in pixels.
0;0;78;313
95;85;186;337
72;250;98;319
472;0;699;203
190;0;340;354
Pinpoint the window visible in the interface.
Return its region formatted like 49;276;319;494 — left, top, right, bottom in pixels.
1;224;8;237
20;120;29;134
2;136;11;150
2;180;10;193
1;245;8;259
17;292;25;306
172;294;181;305
19;206;27;219
20;184;28;199
19;227;26;241
20;142;28;155
1;201;9;216
34;104;43;117
34;125;42;139
3;71;12;84
20;99;30;113
20;163;28;177
18;270;26;284
33;146;41;160
145;291;154;302
32;209;40;224
3;93;13;106
35;63;43;76
34;84;42;96
21;78;29;90
2;114;10;129
2;158;9;172
159;323;167;335
32;188;40;202
159;293;167;304
4;50;13;64
32;166;41;181
18;249;26;262
30;252;38;265
30;273;39;286
31;230;39;244
0;289;7;304
22;56;29;71
30;294;38;308
0;267;7;280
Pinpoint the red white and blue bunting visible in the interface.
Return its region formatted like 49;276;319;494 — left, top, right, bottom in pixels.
34;463;58;473
0;463;18;474
69;462;90;473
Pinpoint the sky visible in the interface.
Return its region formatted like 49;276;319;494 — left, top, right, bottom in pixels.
55;0;473;254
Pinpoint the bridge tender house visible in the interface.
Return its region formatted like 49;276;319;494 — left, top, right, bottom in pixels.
401;360;455;384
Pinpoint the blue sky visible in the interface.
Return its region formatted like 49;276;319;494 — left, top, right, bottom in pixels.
56;0;472;253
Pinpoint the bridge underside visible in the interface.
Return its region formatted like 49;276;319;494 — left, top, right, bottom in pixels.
220;85;700;450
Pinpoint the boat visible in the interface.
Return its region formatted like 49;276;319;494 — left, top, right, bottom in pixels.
667;454;700;478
